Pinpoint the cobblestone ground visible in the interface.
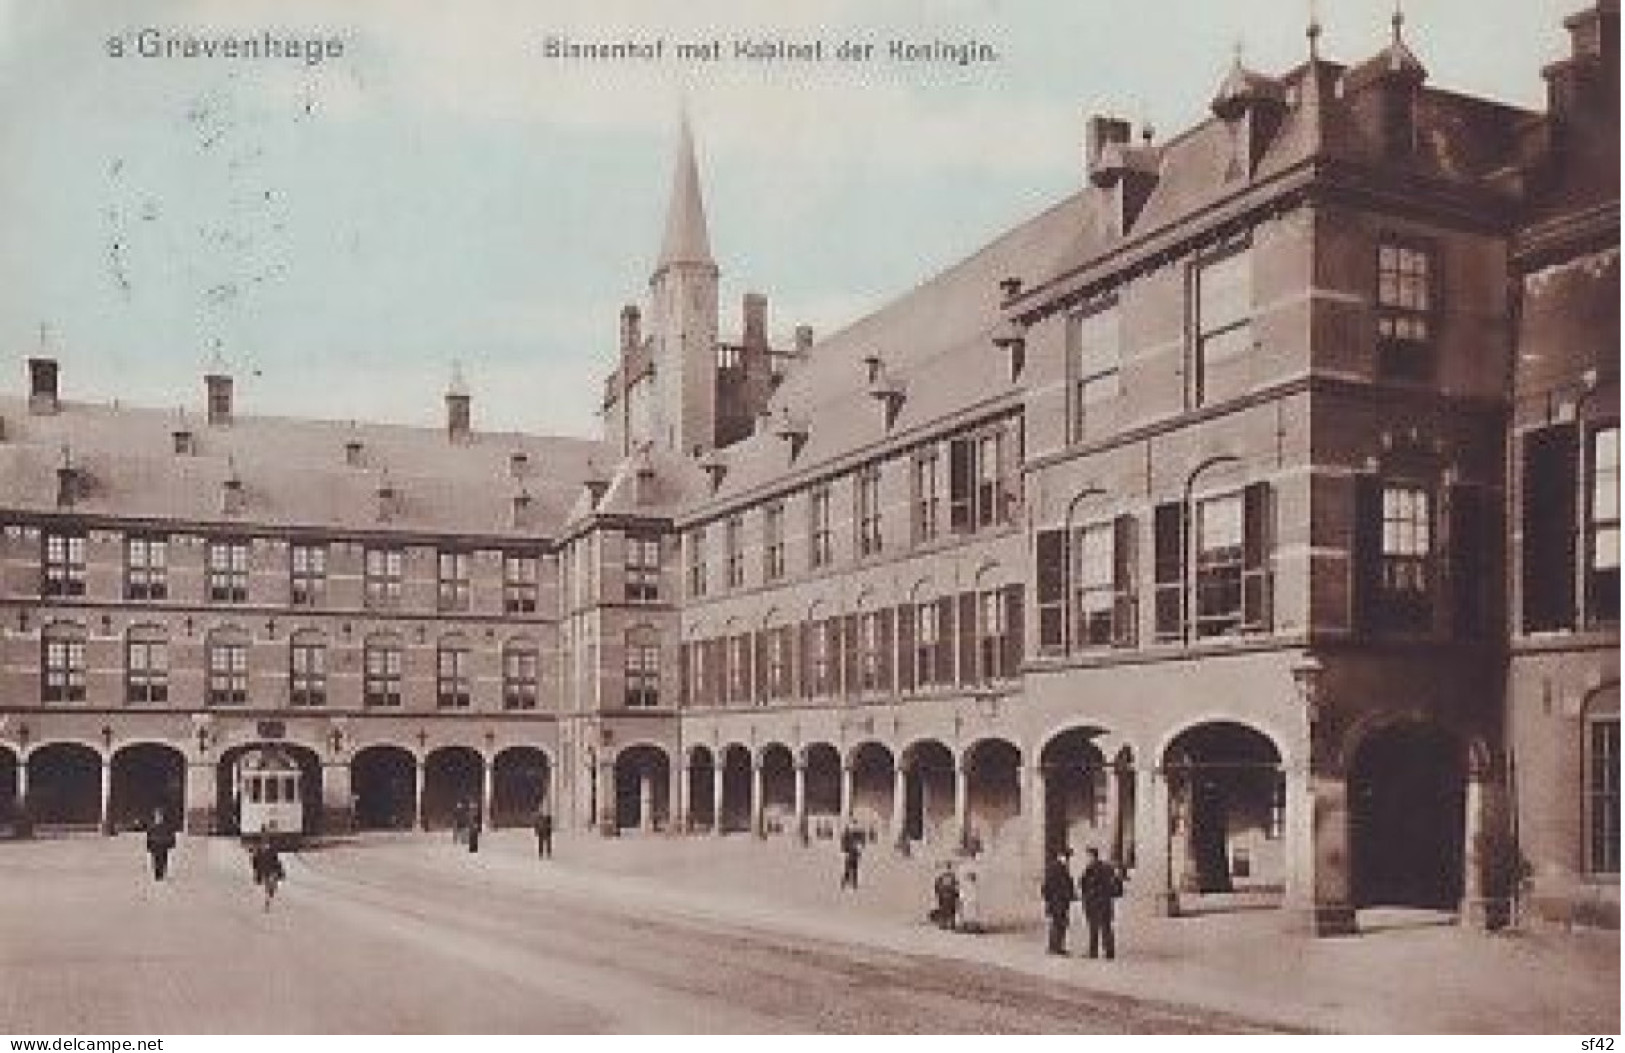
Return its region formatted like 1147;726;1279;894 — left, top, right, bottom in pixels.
0;834;1285;1034
1;830;1617;1034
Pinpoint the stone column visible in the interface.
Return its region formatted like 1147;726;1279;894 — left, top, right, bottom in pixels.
675;755;690;834
481;756;496;830
596;759;617;836
711;761;726;836
99;753;113;835
1026;761;1047;864
639;770;655;832
1283;764;1313;914
1306;771;1356;935
750;756;765;838
1459;755;1508;930
321;762;354;834
1130;763;1175;916
184;760;215;835
953;758;970;851
890;763;907;847
1097;760;1120;860
414;758;428;831
841;762;856;823
793;758;808;844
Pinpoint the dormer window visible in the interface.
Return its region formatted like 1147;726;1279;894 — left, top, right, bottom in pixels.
344;440;365;467
173;430;197;456
509;451;530;478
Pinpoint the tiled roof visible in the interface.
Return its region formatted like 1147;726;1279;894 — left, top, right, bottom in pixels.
0;396;611;539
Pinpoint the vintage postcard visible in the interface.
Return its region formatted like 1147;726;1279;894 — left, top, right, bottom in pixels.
0;0;1617;1040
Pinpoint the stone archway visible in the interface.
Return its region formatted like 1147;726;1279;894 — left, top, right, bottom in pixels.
423;747;484;830
1164;722;1284;897
217;743;323;836
848;742;895;840
492;747;550;828
351;746;417;831
758;744;795;836
1039;728;1110;859
964;738;1021;855
110;743;187;832
720;745;753;834
901;740;955;846
614;745;671;833
802;743;843;840
1349;721;1466;909
687;746;716;832
0;747;18;830
25;743;101;829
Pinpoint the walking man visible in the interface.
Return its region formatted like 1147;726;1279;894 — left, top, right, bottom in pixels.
1041;848;1076;955
466;803;482;853
144;809;175;882
1078;847;1123;960
839;825;863;889
533;809;554;859
250;829;285;912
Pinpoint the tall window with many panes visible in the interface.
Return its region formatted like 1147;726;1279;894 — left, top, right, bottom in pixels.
126;535;168;600
1588;425;1620;626
290;542;326;607
289;632;325;707
126;626;168;704
503;640;538;710
856;465;883;558
625;628;659;708
206;630;248;706
437;638;471;708
1376;238;1436;380
912;450;941;543
42;531;85;597
724;516;745;588
763;502;785;581
626;534;661;602
42;624;85;702
206;540;249;603
1589;716;1620;875
1071;302;1121;441
1193;246;1251;406
809;486;833;569
503;552;539;613
364;547;403;609
364;636;403;707
437;551;471;612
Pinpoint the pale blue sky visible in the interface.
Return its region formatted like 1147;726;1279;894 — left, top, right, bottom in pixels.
0;0;1578;437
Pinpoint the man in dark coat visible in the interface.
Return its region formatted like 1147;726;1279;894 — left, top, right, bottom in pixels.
1077;847;1123;959
1041;848;1077;955
839;826;862;889
144;809;176;881
466;802;482;853
533;810;554;859
250;833;285;912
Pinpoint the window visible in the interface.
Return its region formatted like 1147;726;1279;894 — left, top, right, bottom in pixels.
724;516;745;588
364;547;403;609
1588;425;1620;626
727;634;751;704
290;543;327;607
289;632;325;707
763;502;786;582
1075;523;1117;646
859;612;882;692
973;587;1023;680
1071;303;1121;439
125;535;168;601
686;528;708;598
1379;483;1433;631
363;637;403;707
126;627;168;704
856;465;883;558
206;540;249;603
437;550;471;612
912;450;941;543
949;427;1011;533
1376;239;1436;380
976;433;1004;529
915;601;943;688
504;552;540;613
1194;247;1252;405
437;638;471;708
42;531;85;597
1522;426;1579;631
41;624;85;703
766;627;790;699
1036;531;1067;652
625;629;659;708
1194;494;1245;638
207;631;249;706
627;534;661;602
810;619;834;696
809;486;833;569
503;641;539;710
1588;717;1620;875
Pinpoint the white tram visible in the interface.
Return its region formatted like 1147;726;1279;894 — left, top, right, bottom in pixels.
235;746;305;842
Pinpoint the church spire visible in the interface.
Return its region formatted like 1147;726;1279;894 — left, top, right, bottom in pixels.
656;112;714;272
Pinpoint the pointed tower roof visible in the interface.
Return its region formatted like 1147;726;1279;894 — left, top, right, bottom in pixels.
656;113;714;271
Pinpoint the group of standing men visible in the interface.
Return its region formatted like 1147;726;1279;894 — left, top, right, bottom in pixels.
1042;847;1123;959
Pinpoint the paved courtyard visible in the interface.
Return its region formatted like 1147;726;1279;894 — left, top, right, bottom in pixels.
0;831;1616;1034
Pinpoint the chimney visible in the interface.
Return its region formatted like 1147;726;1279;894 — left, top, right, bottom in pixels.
205;372;233;427
1085;115;1133;179
28;358;59;415
794;325;814;354
620;305;642;356
445;363;471;443
743;293;768;347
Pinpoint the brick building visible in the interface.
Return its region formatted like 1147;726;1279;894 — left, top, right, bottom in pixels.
0;5;1616;932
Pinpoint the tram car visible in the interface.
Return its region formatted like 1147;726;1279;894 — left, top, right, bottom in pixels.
234;746;306;844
